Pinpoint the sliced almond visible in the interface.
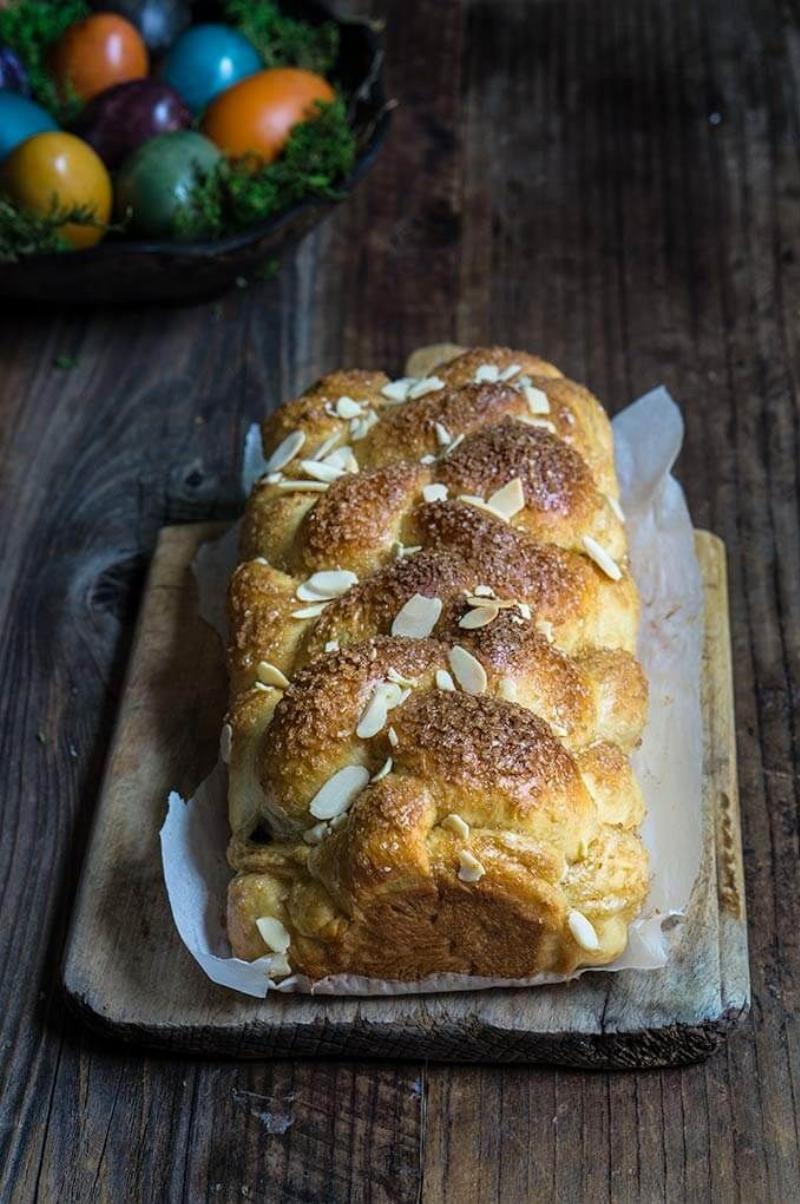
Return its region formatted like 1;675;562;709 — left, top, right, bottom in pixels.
568;909;600;952
499;362;522;381
324;639;340;652
473;584;495;597
519;416;557;433
256;661;290;689
309;764;370;819
350;409;379;440
537;617;554;640
296;569;358;601
291;602;329;619
442;432;465;456
394;542;423;558
265;471;283;484
457;849;486;882
448;645;487;695
255;916;291;954
303;822;329;845
521;382;551;414
391;593;442;638
323;445;358;473
298;458;345;482
420;453;437;465
220;722;233;764
423;482;448;503
387;667;417;688
381;377;415;403
356;682;404;738
408;376;445;399
498;676;517;702
371;757;393;782
459;603;500;629
335;396;363;419
435;668;456;692
312;431;340;460
442;813;470;839
607;494;626;523
434;421;452;448
387;725;399;748
275;479;329;493
488;477;525;519
582;535;623;581
474;363;500;383
264;429;305;473
267;953;292;978
458;494;508;521
517;602;532;620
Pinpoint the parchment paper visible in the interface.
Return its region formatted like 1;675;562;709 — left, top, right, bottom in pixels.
160;386;704;998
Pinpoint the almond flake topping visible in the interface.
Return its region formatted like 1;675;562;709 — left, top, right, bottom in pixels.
435;669;456;692
275;479;330;494
423;482;448;503
381;377;416;403
220;722;233;764
265;471;283;484
324;639;339;652
268;953;292;978
521;382;551;414
256;661;290;689
474;363;500;383
498;676;517;701
264;429;305;473
442;432;464;456
517;602;532;620
442;813;470;839
335;396;363;419
371;757;393;782
458;494;508;521
488;477;525;519
499;363;522;381
582;535;622;581
391;593;442;638
434;421;452;448
459;603;500;629
474;584;495;597
303;821;329;845
296;569;358;602
519;416;557;434
537;618;554;640
356;682;406;739
420;453;437;465
350;409;379;441
607;494;626;523
568;909;600;952
291;602;330;619
387;667;417;688
309;764;370;819
408;375;445;400
448;645;487;695
298;458;345;482
393;541;423;558
312;432;340;460
457;849;486;883
323;446;358;473
387;725;399;747
255;916;291;954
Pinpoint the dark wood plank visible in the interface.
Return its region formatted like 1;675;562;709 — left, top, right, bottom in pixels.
0;0;797;1199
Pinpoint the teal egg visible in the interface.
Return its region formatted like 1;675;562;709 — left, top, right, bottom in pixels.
0;92;58;163
160;24;261;114
114;130;221;240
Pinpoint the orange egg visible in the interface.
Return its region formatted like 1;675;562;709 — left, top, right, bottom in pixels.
201;68;335;163
0;132;112;249
50;13;149;103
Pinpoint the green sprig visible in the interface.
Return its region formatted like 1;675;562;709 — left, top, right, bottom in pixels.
174;98;356;241
222;0;339;75
0;0;89;121
0;195;107;262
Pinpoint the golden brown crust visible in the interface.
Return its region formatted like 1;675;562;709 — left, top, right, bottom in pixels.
224;345;650;983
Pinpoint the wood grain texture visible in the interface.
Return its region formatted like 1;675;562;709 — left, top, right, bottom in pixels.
0;0;797;1198
61;524;746;1067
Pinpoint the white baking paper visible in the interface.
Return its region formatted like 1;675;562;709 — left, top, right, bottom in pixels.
161;387;704;997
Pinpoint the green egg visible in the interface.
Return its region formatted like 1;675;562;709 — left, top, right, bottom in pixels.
114;130;221;240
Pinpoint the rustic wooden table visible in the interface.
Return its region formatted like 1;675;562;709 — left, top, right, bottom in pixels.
1;0;797;1199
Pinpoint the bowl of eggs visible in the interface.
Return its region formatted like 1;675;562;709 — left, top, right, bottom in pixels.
0;0;389;303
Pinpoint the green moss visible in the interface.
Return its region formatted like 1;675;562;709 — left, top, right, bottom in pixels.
174;98;356;240
0;195;107;262
222;0;339;75
0;0;89;121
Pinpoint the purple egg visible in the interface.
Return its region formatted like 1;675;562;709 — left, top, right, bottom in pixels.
0;45;29;95
71;79;191;170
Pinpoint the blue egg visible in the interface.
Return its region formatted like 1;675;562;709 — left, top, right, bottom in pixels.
160;24;261;114
0;92;58;163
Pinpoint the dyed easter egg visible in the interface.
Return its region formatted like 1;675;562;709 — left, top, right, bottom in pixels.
201;68;335;163
0;91;57;163
0;131;112;248
160;24;261;114
114;130;222;239
50;13;149;103
88;0;191;55
71;79;191;169
0;44;29;94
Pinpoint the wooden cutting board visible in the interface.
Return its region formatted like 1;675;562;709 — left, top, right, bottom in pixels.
62;349;749;1067
61;521;748;1067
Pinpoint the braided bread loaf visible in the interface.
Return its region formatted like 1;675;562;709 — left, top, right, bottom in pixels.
223;346;649;983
